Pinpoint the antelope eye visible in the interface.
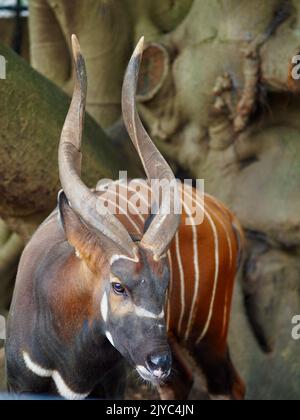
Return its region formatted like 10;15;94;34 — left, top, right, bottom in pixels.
112;283;126;296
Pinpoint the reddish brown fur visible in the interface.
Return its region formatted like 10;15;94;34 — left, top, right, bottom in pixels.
105;185;245;399
166;194;245;399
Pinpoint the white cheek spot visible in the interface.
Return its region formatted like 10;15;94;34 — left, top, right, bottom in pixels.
153;369;164;378
101;293;108;323
105;332;115;347
75;249;82;259
23;352;89;400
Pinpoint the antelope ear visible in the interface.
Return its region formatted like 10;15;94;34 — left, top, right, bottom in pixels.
58;191;101;268
58;190;82;238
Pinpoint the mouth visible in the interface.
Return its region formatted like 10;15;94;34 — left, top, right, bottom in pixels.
136;365;171;384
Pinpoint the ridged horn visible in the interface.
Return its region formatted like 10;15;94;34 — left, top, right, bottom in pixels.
59;35;137;261
122;37;181;259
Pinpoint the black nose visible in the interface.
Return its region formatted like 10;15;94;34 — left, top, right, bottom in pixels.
146;352;172;376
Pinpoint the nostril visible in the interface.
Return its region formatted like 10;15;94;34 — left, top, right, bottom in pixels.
146;352;172;374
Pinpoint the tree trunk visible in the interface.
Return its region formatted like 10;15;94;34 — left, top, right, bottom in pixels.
29;0;133;127
0;220;23;314
0;42;140;239
0;349;5;392
5;0;300;400
0;17;29;60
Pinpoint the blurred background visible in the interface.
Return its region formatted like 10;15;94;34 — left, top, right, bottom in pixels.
0;0;300;400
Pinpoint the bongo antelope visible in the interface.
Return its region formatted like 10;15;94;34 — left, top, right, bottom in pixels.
6;36;245;400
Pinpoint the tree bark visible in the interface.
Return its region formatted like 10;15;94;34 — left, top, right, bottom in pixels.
0;42;140;239
29;0;133;127
0;220;23;314
0;17;29;60
7;0;300;400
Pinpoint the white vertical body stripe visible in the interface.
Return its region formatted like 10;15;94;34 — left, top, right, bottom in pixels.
206;194;233;268
166;251;173;330
196;203;219;344
175;232;186;335
215;213;233;268
99;182;230;345
221;288;230;339
183;200;200;341
181;189;221;343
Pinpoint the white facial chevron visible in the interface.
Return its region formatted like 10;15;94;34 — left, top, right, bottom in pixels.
134;306;165;320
